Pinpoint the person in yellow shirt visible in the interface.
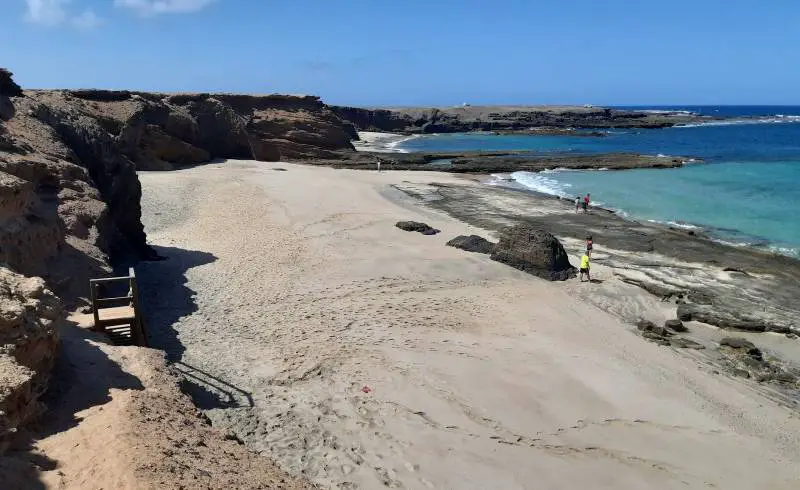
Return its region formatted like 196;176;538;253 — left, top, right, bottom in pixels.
579;254;591;282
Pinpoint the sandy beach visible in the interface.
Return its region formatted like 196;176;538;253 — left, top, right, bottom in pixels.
351;131;417;153
134;160;800;489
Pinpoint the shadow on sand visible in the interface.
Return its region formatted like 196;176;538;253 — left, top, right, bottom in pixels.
1;320;144;488
136;245;218;362
135;245;254;408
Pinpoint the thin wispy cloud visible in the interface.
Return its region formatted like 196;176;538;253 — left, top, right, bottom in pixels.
114;0;218;16
72;9;104;29
24;0;104;28
24;0;68;25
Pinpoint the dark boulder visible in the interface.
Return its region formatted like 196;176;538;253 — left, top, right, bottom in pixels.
720;337;756;350
636;319;672;337
446;235;495;254
0;68;23;97
396;221;440;235
664;319;688;332
490;226;575;281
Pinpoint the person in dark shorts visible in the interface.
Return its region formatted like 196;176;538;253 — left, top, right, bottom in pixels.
582;193;590;212
579;253;591;282
586;235;593;257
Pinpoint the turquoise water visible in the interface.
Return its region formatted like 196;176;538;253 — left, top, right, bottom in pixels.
396;107;800;257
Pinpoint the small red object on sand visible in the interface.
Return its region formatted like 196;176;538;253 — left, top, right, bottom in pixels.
361;386;372;393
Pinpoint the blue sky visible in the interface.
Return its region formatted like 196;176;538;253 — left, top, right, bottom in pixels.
2;0;799;106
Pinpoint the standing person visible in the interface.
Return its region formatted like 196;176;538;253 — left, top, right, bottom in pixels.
583;193;591;213
579;253;591;282
574;196;581;213
586;235;593;257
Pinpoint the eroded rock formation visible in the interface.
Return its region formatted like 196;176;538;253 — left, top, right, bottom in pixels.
490;226;575;281
0;269;62;454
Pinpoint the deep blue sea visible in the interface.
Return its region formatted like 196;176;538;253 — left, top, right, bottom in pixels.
396;106;800;257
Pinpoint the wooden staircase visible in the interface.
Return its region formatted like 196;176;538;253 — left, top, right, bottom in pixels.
90;267;148;346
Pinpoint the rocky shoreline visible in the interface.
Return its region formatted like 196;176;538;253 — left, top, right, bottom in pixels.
311;149;693;173
393;179;800;403
330;104;713;133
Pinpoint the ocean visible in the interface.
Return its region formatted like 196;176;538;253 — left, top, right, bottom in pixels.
396;106;800;258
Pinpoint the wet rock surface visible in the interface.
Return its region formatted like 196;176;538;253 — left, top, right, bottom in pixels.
490;225;576;281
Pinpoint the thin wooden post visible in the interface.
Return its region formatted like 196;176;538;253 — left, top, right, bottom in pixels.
90;282;101;332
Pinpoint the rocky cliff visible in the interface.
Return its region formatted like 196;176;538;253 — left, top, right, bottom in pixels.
0;269;62;454
331;105;708;133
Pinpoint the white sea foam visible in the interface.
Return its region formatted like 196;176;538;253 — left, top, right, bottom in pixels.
384;134;420;153
509;171;572;197
648;219;701;230
541;167;576;174
768;245;800;258
675;116;800;128
640;109;696;115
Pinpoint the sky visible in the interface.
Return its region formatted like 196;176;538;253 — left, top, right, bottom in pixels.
2;0;799;106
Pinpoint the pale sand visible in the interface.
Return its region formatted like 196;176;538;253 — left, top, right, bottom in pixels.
352;131;416;152
137;160;800;489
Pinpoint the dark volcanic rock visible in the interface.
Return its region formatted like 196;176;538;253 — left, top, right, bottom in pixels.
490;225;575;281
720;337;756;350
0;68;23;97
396;221;440;235
332;105;708;133
676;303;783;332
665;319;688;332
636;319;673;337
446;235;495;254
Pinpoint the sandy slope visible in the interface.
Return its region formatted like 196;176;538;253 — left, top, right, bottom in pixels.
0;317;311;490
136;160;800;489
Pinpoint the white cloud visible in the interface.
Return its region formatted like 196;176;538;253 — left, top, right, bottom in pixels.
72;9;104;29
24;0;105;28
25;0;68;25
114;0;217;16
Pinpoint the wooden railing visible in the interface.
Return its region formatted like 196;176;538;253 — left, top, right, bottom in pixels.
90;267;147;346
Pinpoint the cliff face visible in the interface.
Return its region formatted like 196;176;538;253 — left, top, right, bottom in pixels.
51;90;357;169
0;269;62;454
331;105;705;133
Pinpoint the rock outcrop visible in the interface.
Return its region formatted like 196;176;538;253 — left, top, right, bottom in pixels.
395;221;440;235
0;69;23;98
0;269;62;454
446;235;495;254
332;105;710;133
718;338;799;386
57;90;356;169
490;226;575;281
